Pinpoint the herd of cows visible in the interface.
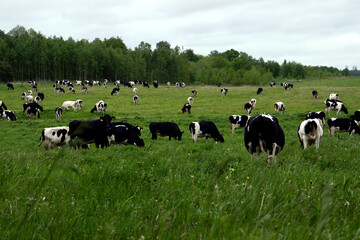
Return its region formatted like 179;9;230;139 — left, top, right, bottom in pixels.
1;79;360;162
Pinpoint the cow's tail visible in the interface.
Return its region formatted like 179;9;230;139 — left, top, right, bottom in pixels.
38;129;45;146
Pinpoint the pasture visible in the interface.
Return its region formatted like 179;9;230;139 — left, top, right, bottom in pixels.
1;78;360;239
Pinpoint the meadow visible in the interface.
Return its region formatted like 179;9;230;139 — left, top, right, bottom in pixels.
1;77;360;239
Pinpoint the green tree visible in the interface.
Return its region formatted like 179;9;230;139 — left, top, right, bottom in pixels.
0;60;14;82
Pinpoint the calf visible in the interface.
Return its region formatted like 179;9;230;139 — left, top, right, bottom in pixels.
229;115;249;134
187;97;194;105
327;118;353;136
0;101;7;110
133;95;139;104
38;126;70;150
107;124;145;147
298;119;323;149
149;122;184;140
55;107;62;119
111;87;120;96
324;99;348;115
257;88;263;95
244;103;253;115
274;102;285;114
61;100;83;110
189;121;224;144
90;100;107;113
221;88;228;96
192;89;197;97
0;109;17;121
244;114;285;162
312;90;318;99
181;103;191;114
7;83;14;90
305;111;326;127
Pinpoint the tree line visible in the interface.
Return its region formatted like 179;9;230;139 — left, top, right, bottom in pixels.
0;25;349;85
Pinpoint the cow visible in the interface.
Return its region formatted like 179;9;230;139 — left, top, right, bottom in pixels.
244;103;253;115
90;100;107;113
274;102;285;114
69;114;115;148
192;89;197;97
107;124;144;147
142;82;150;88
93;80;100;86
21;92;26;100
175;82;181;88
7;83;14;90
133;95;139;105
69;86;75;94
32;85;38;92
312;90;318;99
149;122;184;140
269;82;276;87
244;114;285;162
305;111;326;127
123;82;132;88
189;121;224;144
297;118;323;149
55;87;65;94
350;110;360;124
327;118;353;136
221;88;228;96
25;95;34;103
55;107;62;119
181;104;191;114
82;86;88;94
38;126;71;150
324;99;348;115
28;90;33;96
287;83;294;89
0;109;17;121
0;101;7;110
187;97;194;105
133;88;138;95
217;83;222;87
23;102;43;113
229;115;249;134
75;80;83;86
61;100;83;110
181;82;186;88
111;87;120;96
37;92;45;101
167;82;171;87
84;80;93;86
257;88;263;95
250;99;256;109
153;81;158;88
129;81;135;87
329;93;339;100
34;96;41;104
25;104;42;119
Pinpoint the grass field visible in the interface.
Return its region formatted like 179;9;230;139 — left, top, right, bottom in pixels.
1;77;360;239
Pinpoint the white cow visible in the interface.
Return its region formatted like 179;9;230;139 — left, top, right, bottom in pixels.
38;126;71;150
133;88;138;95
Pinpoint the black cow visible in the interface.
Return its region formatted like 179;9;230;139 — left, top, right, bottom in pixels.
142;82;150;88
153;81;158;88
37;92;45;101
257;88;263;95
23;102;43;118
244;103;252;115
312;90;318;99
111;87;120;96
305;111;326;127
23;102;43;112
350;110;360;123
229;115;249;134
68;114;115;148
327;118;354;136
244;114;285;162
217;83;222;87
149;122;184;140
107;123;144;147
181;104;191;114
189;121;224;144
7;83;14;90
0;101;7;110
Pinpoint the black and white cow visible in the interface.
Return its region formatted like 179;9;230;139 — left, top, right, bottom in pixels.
181;104;191;114
84;80;93;86
350;110;360;124
133;95;139;105
37;92;45;101
181;82;186;88
61;100;83;110
221;88;228;96
250;99;256;109
175;82;181;88
274;102;285;114
153;81;158;88
0;101;7;110
34;96;41;104
244;114;285;161
54;86;65;94
55;107;62;119
69;114;115;148
192;89;197;97
298;119;323;149
107;123;144;147
329;93;339;100
82;86;88;94
142;82;150;88
38;126;70;150
305;111;326;127
149;122;184;140
312;90;318;99
187;97;194;105
0;108;17;121
69;86;75;94
23;102;43;113
90;100;107;113
7;83;14;90
257;88;263;95
133;87;138;95
189;121;224;144
269;82;276;87
229;115;249;134
244;103;253;115
327;118;355;136
23;102;43;119
32;85;38;92
75;80;83;86
111;87;120;96
324;99;348;115
93;80;100;86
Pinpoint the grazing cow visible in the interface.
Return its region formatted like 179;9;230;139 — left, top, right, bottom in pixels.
181;82;186;88
82;86;88;94
297;119;323;149
0;109;17;121
25;95;34;103
149;122;184;140
111;87;120;96
175;82;181;88
217;83;222;87
257;88;263;95
189;121;224;144
69;114;115;148
7;83;14;90
312;90;318;99
221;88;228;96
287;83;294;89
133;95;139;105
90;100;107;113
34;96;41;104
329;93;339;100
244;103;253;115
0;101;7;110
350;110;360;124
28;90;33;96
142;82;150;88
38;126;70;150
55;107;62;119
192;89;197;97
75;80;83;86
24;104;42;119
187;97;194;105
244;114;285;162
135;80;142;85
69;86;75;94
250;99;256;109
123;82;132;88
274;102;285;114
133;88;138;95
229;115;249;134
55;87;65;94
23;102;43;113
129;81;135;87
181;103;191;114
37;92;45;101
103;82;108;89
305;111;326;127
269;82;276;87
324;99;348;115
107;124;144;147
327;118;353;136
153;81;158;88
21;92;26;100
93;80;100;86
167;82;171;86
84;80;93;86
61;100;83;110
32;85;38;92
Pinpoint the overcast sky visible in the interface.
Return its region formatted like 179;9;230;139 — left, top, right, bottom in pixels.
1;0;359;69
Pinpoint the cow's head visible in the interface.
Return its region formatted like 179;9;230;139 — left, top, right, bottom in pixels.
341;104;348;114
100;114;115;128
178;131;184;140
214;134;224;143
304;121;317;134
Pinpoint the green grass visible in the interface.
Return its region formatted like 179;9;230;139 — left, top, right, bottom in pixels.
1;77;360;239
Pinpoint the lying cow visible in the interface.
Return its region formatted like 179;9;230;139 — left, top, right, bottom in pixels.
297;119;323;149
61;100;83;110
38;126;70;150
229;115;249;134
149;122;184;140
244;114;285;162
189;121;224;144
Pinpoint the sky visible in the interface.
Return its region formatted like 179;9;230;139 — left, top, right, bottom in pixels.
1;0;359;70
